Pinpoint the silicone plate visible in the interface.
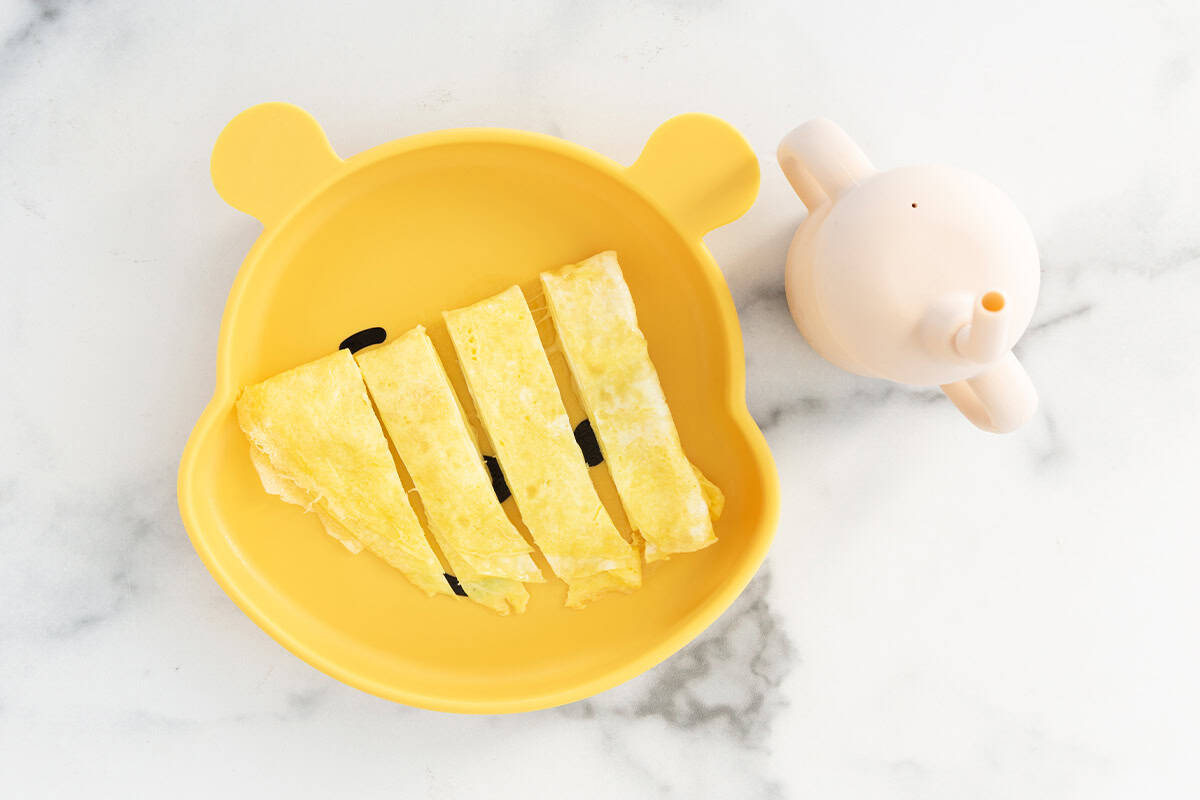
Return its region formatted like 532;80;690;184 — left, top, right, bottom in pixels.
178;103;779;713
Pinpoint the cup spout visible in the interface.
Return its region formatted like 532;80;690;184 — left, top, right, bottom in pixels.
954;290;1009;364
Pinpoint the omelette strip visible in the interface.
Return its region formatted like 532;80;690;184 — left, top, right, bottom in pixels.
236;349;451;597
444;286;640;606
541;252;721;562
563;568;642;609
356;326;542;615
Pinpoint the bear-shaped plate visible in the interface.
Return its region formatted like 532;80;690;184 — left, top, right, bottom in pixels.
178;103;778;713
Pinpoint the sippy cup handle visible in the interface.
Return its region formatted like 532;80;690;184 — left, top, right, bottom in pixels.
777;118;875;211
941;353;1038;434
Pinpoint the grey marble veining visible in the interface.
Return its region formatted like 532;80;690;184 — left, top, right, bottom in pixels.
549;572;793;796
3;1;66;48
2;0;1199;797
563;571;793;740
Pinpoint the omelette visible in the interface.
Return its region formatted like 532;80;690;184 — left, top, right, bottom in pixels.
541;252;722;562
444;286;641;607
235;348;452;598
356;326;543;615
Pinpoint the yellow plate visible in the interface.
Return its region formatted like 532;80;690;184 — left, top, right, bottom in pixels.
178;102;779;713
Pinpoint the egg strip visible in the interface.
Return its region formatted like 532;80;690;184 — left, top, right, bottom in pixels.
236;349;451;597
356;326;542;615
444;286;640;606
541;252;720;562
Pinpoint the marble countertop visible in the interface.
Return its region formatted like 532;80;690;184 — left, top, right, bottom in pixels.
3;1;1198;797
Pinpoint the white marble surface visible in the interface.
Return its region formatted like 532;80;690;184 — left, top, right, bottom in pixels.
3;0;1199;796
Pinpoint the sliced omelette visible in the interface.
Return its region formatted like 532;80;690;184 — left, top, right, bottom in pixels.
356;326;543;615
236;348;451;597
444;285;641;607
541;251;722;562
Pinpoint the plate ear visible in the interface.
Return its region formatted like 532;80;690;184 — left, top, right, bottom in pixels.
626;114;760;240
211;103;343;228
